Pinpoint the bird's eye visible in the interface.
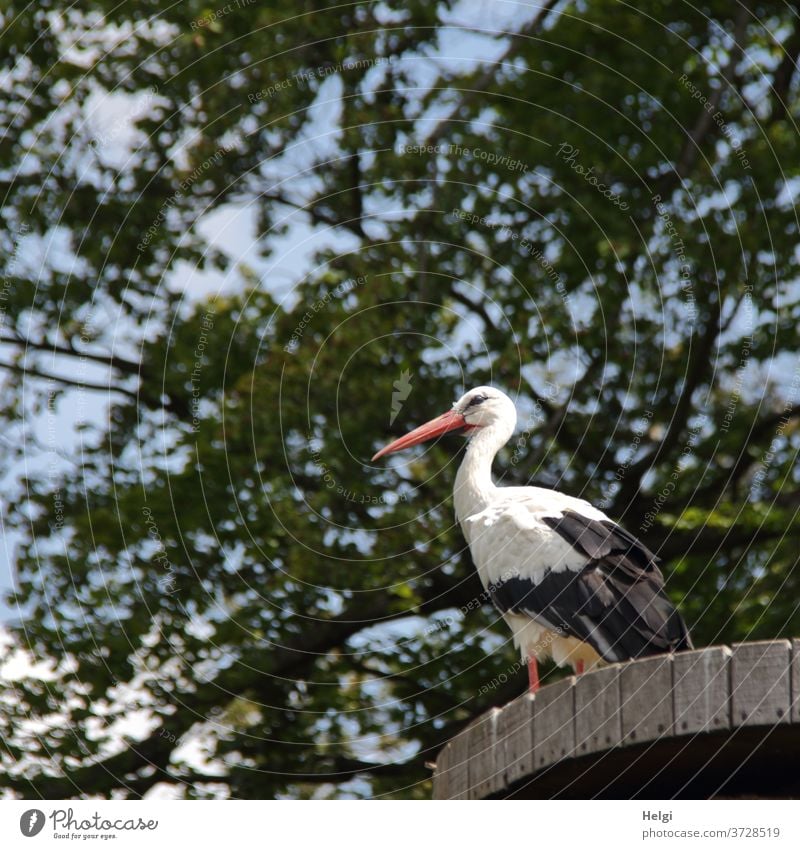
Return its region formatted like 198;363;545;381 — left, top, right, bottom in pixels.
465;393;489;409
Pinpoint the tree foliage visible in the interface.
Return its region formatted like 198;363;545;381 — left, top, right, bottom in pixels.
1;0;800;798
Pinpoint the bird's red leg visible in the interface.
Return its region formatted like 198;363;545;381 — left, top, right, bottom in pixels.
527;655;540;693
575;659;585;676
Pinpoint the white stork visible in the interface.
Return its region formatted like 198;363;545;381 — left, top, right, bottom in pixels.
373;386;692;691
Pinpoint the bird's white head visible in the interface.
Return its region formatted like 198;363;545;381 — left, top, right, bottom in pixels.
454;385;517;431
372;385;517;461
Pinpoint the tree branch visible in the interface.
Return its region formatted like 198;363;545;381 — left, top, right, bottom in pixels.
424;0;561;148
0;333;142;377
447;287;497;331
261;188;368;240
656;5;749;194
767;20;800;123
618;289;722;507
0;361;139;401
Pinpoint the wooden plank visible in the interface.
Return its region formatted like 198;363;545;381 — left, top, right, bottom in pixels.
432;742;451;800
434;641;800;801
731;640;791;728
467;707;502;799
444;726;471;799
620;655;674;745
792;639;800;725
532;676;575;770
575;665;621;755
673;646;731;734
498;693;535;788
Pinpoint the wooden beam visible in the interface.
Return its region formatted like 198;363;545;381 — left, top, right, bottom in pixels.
468;707;502;799
673;645;731;734
731;640;791;728
532;675;575;771
498;694;535;788
575;665;621;756
621;655;673;745
432;641;800;799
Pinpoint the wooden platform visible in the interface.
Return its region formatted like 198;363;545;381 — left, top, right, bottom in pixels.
433;640;800;799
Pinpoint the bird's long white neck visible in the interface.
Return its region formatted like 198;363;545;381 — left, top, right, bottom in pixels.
453;423;512;524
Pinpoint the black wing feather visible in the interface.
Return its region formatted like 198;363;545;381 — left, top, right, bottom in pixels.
488;509;692;663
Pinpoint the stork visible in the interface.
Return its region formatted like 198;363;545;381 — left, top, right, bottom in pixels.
372;386;692;692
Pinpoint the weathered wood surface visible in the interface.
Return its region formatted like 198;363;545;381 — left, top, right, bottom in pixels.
532;676;574;771
498;693;534;787
621;654;673;745
469;707;501;799
730;640;791;727
433;640;800;799
673;645;730;734
575;664;620;755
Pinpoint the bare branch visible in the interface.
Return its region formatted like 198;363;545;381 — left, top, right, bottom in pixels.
0;361;139;401
768;20;800;123
447;287;497;331
657;5;749;192
0;333;142;377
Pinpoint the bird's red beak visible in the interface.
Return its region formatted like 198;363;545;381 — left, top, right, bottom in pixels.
372;409;467;461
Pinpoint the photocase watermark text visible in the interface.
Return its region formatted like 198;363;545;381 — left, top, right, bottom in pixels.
451;209;569;306
510;381;559;466
651;193;696;323
283;275;367;354
678;74;750;169
191;307;216;432
598;408;654;508
640;414;707;531
142;506;177;593
400;142;528;173
555;144;629;210
248;56;396;103
191;0;256;31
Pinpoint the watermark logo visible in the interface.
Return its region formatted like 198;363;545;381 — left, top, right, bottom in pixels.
390;370;413;425
555;143;630;210
20;810;45;837
283;275;367;354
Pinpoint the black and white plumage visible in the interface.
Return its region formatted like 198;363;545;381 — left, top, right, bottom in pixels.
373;386;692;688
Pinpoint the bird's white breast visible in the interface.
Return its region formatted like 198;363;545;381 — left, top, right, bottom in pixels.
459;488;597;591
